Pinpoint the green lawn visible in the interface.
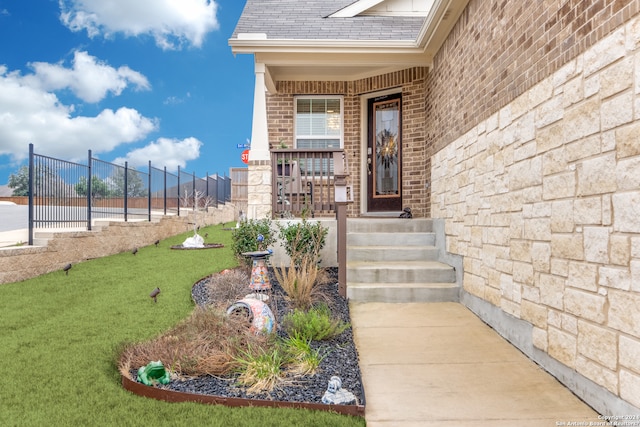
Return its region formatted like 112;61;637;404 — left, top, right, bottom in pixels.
0;223;365;427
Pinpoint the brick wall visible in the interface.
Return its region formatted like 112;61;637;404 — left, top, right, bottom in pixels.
268;68;429;217
426;0;640;155
431;12;640;411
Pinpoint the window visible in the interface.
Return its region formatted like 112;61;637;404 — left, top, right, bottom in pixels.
295;96;343;149
295;96;343;175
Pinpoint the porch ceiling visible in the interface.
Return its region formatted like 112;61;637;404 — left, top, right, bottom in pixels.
254;49;430;82
229;0;469;84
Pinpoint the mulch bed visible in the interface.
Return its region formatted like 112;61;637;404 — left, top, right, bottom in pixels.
123;267;366;415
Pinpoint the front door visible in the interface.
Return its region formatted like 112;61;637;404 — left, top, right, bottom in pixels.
367;93;402;212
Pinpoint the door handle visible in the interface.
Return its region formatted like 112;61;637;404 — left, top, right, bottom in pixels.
367;158;372;175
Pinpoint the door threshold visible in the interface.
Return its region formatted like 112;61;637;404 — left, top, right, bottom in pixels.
360;211;402;218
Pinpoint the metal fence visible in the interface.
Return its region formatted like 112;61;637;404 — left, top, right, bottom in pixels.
27;143;231;244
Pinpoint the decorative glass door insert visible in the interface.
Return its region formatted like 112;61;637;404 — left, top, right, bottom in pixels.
367;93;402;212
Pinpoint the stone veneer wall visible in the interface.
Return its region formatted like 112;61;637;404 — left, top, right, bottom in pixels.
0;205;235;285
246;160;272;219
426;0;640;155
431;19;640;412
267;68;429;217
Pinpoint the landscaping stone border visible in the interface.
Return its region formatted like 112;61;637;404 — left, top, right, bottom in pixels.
121;374;365;417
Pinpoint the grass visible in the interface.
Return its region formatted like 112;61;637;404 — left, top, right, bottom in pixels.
0;223;364;427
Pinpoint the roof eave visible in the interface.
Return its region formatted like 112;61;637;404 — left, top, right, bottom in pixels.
229;38;422;55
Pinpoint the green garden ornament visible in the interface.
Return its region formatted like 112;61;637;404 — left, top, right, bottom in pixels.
137;360;171;386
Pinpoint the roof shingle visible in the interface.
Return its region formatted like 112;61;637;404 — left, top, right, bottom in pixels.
232;0;424;42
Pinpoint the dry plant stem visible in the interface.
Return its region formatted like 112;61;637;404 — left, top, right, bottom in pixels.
273;257;321;310
205;268;250;302
119;306;266;378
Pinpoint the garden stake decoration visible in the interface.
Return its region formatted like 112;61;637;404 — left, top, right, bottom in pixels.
149;287;161;303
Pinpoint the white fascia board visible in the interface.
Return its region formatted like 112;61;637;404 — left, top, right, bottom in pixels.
229;38;421;55
416;0;469;51
329;0;385;18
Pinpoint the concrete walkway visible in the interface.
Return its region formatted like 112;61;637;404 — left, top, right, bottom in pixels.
350;302;601;426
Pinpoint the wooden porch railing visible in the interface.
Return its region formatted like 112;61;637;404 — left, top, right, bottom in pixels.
271;149;343;218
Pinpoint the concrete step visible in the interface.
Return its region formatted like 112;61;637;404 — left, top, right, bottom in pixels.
345;218;459;303
347;282;459;302
347;245;439;262
347;232;435;246
347;260;456;283
347;218;433;233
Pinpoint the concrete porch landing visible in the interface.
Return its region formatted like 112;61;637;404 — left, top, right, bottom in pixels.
350;302;600;426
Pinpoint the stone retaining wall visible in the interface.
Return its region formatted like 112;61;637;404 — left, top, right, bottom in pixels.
0;205;235;285
432;19;640;412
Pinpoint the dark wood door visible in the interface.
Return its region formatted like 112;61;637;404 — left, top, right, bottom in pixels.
367;93;402;212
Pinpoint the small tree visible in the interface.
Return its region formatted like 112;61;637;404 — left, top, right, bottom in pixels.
109;168;148;197
8;165;29;196
9;164;73;197
75;175;111;202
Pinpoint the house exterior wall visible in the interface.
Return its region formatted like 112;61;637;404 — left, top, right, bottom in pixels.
429;0;640;412
266;68;429;217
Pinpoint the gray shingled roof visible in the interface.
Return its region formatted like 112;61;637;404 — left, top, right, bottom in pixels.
232;0;425;42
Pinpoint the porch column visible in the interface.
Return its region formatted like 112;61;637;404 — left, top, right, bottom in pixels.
247;62;272;219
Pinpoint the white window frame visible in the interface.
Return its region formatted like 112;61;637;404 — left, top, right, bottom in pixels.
294;95;344;149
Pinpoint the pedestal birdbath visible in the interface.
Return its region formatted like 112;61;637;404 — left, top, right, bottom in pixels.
241;250;272;292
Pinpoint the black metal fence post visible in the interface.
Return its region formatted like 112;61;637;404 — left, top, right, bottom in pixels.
163;166;167;216
177;165;181;216
192;172;196;211
28;143;34;245
148;161;152;221
124;161;129;222
87;150;92;231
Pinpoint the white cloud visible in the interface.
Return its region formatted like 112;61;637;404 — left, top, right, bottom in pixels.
21;50;150;103
0;65;158;163
113;137;202;172
59;0;219;50
163;92;191;106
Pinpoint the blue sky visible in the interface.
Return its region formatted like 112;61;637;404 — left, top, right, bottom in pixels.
0;0;253;185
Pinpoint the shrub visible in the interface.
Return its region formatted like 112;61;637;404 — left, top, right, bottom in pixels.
282;304;349;341
277;219;328;266
231;218;275;265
